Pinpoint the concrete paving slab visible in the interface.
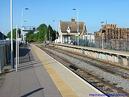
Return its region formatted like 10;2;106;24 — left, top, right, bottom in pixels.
0;46;62;97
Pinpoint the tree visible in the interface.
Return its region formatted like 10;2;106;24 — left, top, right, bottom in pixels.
7;28;21;39
47;25;53;41
25;23;57;43
47;25;58;41
51;30;57;41
37;24;48;42
26;30;35;42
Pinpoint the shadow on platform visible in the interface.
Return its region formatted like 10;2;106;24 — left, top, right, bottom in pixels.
19;47;30;57
18;61;41;71
21;87;44;97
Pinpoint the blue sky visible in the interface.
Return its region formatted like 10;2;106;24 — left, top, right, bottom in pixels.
0;0;129;34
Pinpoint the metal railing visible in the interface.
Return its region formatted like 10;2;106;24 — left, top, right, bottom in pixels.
0;40;10;45
0;40;11;73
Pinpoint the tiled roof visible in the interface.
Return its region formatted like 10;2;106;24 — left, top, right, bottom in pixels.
60;19;86;35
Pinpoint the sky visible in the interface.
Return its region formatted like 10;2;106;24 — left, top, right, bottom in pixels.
0;0;129;34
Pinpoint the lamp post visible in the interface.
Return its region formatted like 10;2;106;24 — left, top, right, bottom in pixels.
52;20;58;43
101;21;104;49
10;0;14;69
73;8;79;45
21;8;29;43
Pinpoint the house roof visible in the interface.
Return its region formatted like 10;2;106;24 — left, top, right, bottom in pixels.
60;19;86;35
0;32;7;40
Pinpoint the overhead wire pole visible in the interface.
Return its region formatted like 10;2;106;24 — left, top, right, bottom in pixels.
10;0;14;69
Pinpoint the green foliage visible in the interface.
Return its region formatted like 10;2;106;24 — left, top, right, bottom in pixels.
51;30;57;41
26;30;35;42
7;28;21;39
47;25;58;41
47;25;53;41
37;24;48;42
26;23;59;43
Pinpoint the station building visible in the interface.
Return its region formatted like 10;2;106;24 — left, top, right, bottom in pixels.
57;19;87;43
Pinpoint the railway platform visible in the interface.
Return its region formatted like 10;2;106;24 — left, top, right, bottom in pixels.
32;44;107;97
0;44;107;97
0;45;62;97
54;43;129;67
55;43;129;57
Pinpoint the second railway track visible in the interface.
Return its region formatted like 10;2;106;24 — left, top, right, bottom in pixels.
50;45;129;80
38;44;129;97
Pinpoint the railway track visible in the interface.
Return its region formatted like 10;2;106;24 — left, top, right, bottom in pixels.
38;45;129;97
51;45;129;80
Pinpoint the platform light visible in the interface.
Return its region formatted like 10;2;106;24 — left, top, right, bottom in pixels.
10;0;14;69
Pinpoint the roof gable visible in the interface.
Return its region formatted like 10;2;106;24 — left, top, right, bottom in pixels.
60;20;85;34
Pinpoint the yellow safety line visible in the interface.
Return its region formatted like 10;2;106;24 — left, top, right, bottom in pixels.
32;45;78;97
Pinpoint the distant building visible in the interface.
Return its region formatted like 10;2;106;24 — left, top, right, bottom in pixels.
0;32;6;40
57;19;87;43
84;33;95;43
95;24;129;50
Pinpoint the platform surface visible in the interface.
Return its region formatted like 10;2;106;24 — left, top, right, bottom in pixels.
0;46;62;97
32;44;107;97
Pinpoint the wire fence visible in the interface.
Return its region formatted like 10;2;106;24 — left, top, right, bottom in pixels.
95;39;129;51
65;36;129;51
